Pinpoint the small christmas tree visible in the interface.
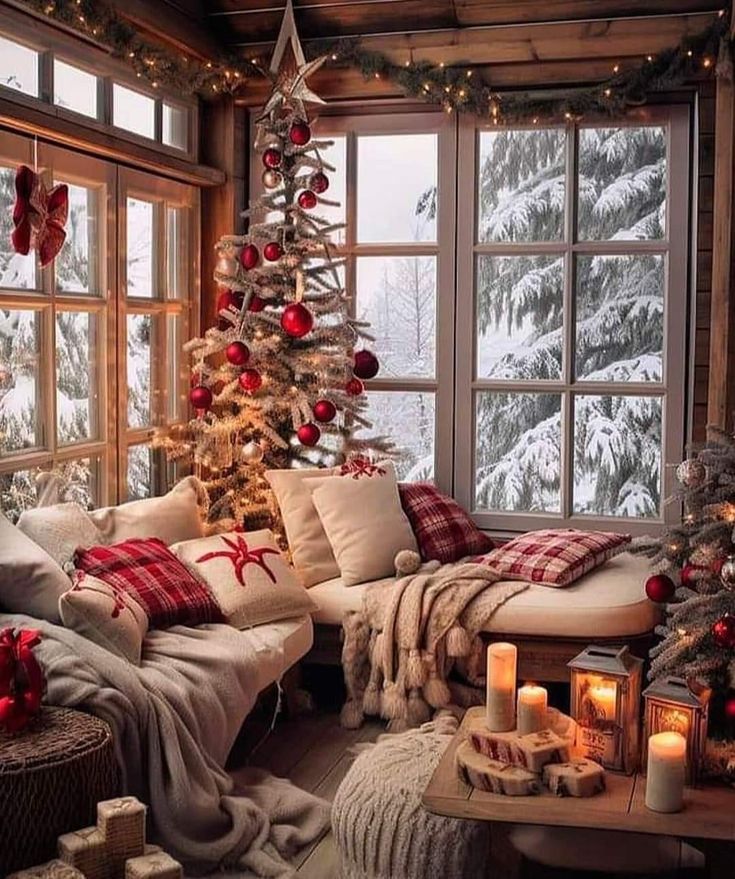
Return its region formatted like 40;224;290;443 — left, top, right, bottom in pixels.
165;1;389;532
639;426;735;749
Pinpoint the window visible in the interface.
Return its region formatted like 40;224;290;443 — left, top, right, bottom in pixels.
0;132;199;521
0;34;38;97
455;108;689;533
53;59;98;119
113;84;155;140
163;103;188;151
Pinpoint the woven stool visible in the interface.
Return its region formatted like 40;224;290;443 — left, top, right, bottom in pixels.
332;714;490;879
0;706;119;875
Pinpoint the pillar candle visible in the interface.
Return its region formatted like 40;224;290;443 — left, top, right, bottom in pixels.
517;684;548;735
645;731;687;813
486;642;517;731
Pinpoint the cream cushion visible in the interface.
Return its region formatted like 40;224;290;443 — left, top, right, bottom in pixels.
17;502;103;572
88;476;204;546
310;552;659;638
310;461;419;587
265;466;340;587
171;529;317;629
244;615;314;692
59;572;148;664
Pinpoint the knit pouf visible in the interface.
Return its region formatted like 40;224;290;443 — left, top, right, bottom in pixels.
332;714;490;879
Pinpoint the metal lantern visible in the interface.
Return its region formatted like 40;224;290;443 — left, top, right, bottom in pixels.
568;645;643;774
643;676;711;785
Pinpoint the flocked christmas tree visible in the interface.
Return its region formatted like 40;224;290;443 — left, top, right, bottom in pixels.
638;426;735;749
165;1;389;532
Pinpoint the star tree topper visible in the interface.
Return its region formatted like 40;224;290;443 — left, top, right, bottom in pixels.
257;0;327;121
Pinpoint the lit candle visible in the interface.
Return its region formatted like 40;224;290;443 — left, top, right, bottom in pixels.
517;684;548;735
486;642;517;731
588;681;617;721
645;732;687;813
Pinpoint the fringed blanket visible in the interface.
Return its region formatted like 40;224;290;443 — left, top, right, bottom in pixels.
340;560;528;730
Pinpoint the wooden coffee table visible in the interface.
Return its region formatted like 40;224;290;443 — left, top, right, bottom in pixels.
423;707;735;878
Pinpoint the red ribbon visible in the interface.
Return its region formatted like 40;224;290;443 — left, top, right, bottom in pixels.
11;164;68;267
0;627;44;734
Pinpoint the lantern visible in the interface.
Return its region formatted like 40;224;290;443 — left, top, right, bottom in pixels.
568;645;643;774
643;676;710;785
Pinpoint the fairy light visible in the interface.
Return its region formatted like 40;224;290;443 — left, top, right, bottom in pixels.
687;50;693;57
703;57;712;68
404;60;411;67
458;89;466;98
647;55;654;62
331;54;338;61
466;69;473;78
444;85;451;93
604;88;612;97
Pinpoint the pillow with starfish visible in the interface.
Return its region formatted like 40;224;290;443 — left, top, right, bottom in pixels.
170;528;317;629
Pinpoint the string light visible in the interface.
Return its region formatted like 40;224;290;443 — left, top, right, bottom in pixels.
604;88;612;97
647;55;654;62
703;57;712;68
612;64;620;73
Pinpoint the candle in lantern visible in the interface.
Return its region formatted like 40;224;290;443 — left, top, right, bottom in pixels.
517;684;548;735
588;680;617;721
486;642;517;732
645;732;687;813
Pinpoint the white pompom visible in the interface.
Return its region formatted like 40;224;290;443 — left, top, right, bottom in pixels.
395;549;421;576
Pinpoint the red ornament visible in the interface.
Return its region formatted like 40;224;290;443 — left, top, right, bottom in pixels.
12;165;68;267
645;574;676;603
263;241;283;262
712;557;726;576
0;627;44;734
297;423;321;446
239;368;262;392
309;171;329;194
713;615;735;648
298;190;318;210
725;694;735;721
189;385;213;411
217;289;244;313
240;244;260;270
262;148;282;169
680;564;703;587
345;377;364;396
226;341;250;366
313;399;337;423
289;121;311;146
281;302;314;338
249;294;267;312
353;349;380;380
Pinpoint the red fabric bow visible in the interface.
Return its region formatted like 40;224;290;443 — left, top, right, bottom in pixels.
11;164;68;267
0;628;44;734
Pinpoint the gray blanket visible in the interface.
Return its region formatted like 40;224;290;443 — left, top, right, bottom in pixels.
1;614;329;878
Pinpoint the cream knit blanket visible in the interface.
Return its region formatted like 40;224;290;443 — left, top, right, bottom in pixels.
340;560;528;730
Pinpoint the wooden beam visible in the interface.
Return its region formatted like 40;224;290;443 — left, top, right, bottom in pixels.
107;0;222;61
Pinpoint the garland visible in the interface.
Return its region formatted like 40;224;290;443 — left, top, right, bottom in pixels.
11;0;733;122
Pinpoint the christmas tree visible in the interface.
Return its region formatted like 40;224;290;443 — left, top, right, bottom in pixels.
639;425;735;744
166;1;389;532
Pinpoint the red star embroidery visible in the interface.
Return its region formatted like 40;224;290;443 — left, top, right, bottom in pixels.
196;535;280;587
340;457;386;480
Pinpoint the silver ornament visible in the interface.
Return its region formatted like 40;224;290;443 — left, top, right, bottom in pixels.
215;254;238;280
720;555;735;591
262;168;282;189
241;440;264;464
676;458;707;488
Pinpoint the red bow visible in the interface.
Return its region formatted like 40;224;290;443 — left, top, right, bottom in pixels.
11;165;68;268
0;628;44;734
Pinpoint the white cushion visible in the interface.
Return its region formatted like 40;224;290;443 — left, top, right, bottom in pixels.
265;466;340;587
0;513;71;622
88;476;204;545
170;529;317;629
310;461;418;587
17;502;103;571
309;552;659;638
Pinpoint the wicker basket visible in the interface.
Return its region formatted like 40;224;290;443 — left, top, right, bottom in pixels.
0;706;119;875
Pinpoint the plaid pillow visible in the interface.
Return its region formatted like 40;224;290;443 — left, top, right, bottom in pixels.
74;538;223;629
483;529;631;587
398;483;494;564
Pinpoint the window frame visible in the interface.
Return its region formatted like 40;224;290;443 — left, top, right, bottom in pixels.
454;105;690;536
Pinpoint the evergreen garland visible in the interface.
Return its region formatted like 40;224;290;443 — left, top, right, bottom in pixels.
12;0;733;120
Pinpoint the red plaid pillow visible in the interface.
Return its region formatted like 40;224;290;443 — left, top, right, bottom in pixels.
483;529;631;587
74;538;223;629
398;483;494;564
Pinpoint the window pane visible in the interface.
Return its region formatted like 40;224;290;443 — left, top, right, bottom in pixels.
356;256;436;378
575;254;663;382
55;182;99;294
317;135;346;245
166;206;186;299
0;467;38;522
476;255;563;380
167;314;184;421
56;457;98;509
53;60;98;118
578;126;666;240
0;309;41;453
0;165;36;289
113;84;155;139
357;134;437;243
127;443;152;500
163;103;187;150
478;129;566;243
0;36;38;97
475;392;561;512
573;394;662;518
56;311;99;444
127;313;152;428
127;198;154;297
364;391;435;481
0;457;99;522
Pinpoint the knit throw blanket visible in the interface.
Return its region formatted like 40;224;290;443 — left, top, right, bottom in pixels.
340;561;528;731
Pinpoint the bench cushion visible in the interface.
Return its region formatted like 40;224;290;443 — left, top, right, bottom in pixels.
238;615;314;693
309;552;658;638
